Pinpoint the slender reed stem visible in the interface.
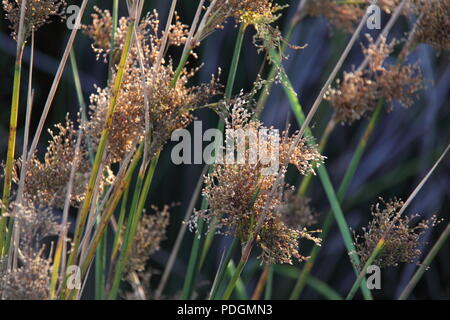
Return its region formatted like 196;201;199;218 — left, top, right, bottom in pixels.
181;23;246;299
346;239;385;300
398;222;450;300
251;264;270;300
65;15;136;279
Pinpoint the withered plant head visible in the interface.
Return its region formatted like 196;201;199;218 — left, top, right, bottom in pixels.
83;9;220;164
326;35;423;125
193;101;323;264
0;253;52;300
15;116;112;209
353;198;440;268
83;8;189;64
197;0;290;55
2;0;66;40
412;0;450;52
1;197;59;257
279;192;318;229
305;0;410;33
124;205;170;278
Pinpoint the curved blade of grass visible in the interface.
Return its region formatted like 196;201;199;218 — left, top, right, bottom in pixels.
274;265;343;300
209;238;239;300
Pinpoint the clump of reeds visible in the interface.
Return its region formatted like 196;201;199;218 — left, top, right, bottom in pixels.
0;0;448;301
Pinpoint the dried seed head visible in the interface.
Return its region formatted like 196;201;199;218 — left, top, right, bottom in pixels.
83;9;220;164
83;8;189;64
0;253;52;300
2;0;66;40
124;205;171;278
305;0;409;33
413;0;450;52
326;36;423;125
15;116;112;209
306;0;363;33
194;102;323;264
353;198;440;268
279;192;318;229
85;62;220;164
1;198;59;256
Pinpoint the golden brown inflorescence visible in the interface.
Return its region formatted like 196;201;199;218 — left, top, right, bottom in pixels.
305;0;409;33
124;206;170;278
0;198;58;300
193;101;323;265
14;117;112;209
0;254;52;300
413;0;450;52
326;36;423;125
2;0;66;40
83;8;220;164
353;198;440;268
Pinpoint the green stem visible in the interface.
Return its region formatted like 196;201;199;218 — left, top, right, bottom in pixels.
65;18;136;286
209;238;239;300
181;24;246;299
346;239;385;300
0;44;24;255
289;100;384;300
398;222;450;300
264;265;274;300
271;53;372;299
222;257;246;300
108;153;160;300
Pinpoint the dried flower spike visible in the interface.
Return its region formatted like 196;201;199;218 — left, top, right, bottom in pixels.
2;0;66;40
353;198;440;268
193;102;323;264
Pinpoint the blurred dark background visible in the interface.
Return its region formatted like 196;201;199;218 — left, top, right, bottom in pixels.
0;0;449;299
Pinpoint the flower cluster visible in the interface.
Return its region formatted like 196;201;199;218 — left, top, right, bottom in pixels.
2;0;66;40
326;36;423;124
413;0;450;52
83;9;220;164
83;8;189;64
305;0;408;33
193;102;323;264
124;206;171;278
14;117;111;209
353;198;440;268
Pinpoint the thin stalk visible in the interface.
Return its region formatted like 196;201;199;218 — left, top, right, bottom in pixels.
108;153;160;300
108;0;119;81
66;17;136;278
346;239;385;300
209;238;239;300
251;264;270;300
155;165;208;299
264;265;274;300
222;256;247;300
289;101;383;299
181;24;246;299
398;222;450;300
63;143;144;299
298;118;336;195
0;44;25;256
227;260;247;299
